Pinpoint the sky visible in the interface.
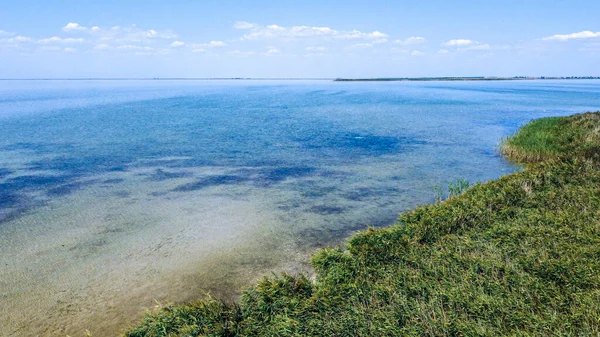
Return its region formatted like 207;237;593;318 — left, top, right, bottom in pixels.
1;0;599;78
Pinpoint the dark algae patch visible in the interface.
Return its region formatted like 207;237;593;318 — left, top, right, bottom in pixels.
146;169;192;182
125;112;600;336
172;175;251;192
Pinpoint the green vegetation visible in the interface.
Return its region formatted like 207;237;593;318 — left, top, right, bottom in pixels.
501;112;600;162
126;112;600;336
433;178;470;203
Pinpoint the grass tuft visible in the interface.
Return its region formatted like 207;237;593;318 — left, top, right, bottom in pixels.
501;112;600;163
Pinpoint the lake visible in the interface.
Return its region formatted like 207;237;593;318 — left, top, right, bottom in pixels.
1;79;599;336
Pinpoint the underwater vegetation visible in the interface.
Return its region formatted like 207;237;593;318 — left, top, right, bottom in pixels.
125;112;600;336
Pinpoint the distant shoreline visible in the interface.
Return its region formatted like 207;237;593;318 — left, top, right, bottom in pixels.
334;76;600;82
1;76;599;81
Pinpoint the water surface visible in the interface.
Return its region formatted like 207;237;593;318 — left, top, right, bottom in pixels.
1;79;599;336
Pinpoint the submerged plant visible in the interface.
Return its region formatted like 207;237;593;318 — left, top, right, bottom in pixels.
433;185;444;203
447;178;470;198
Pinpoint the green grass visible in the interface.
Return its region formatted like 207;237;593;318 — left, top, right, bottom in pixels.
125;112;600;336
500;112;600;163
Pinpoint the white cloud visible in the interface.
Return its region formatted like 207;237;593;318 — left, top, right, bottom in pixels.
304;53;325;57
394;37;426;45
117;45;154;51
63;22;87;31
38;36;85;44
0;30;15;37
440;39;499;52
340;30;388;39
240;23;388;41
411;50;424;56
93;44;111;51
242;25;287;39
64;47;76;53
140;28;177;39
390;47;409;54
193;40;227;48
192;48;206;53
228;50;256;57
542;30;600;41
84;24;178;44
170;40;185;47
233;21;258;29
289;26;337;37
353;43;373;49
5;36;32;43
462;44;491;51
38;46;62;52
306;46;326;51
443;39;476;47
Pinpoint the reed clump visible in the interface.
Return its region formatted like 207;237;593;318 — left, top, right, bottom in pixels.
125;112;600;336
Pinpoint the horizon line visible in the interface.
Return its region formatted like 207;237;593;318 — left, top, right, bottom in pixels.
1;76;599;81
0;77;336;81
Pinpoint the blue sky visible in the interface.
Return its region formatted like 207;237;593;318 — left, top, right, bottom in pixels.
1;0;599;78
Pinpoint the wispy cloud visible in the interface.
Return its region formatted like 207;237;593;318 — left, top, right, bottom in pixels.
239;23;388;41
352;42;374;49
2;36;32;43
38;46;62;52
462;44;491;51
228;50;256;57
441;39;501;52
578;42;600;53
170;41;185;47
193;40;227;48
62;23;178;44
265;47;280;54
394;37;426;45
0;29;15;37
340;30;388;40
411;50;424;56
442;39;477;47
542;30;600;41
117;45;154;51
38;36;85;44
350;37;389;49
93;44;111;51
233;21;258;29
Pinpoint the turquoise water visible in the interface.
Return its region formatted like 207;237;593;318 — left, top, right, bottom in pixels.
1;79;599;335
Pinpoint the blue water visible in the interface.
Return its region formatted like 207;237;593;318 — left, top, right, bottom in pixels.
1;80;599;224
1;79;599;335
0;81;593;206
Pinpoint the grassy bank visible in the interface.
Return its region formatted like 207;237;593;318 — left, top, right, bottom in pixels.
125;112;600;336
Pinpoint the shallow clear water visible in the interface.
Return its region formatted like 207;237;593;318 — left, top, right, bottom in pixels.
1;79;599;336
